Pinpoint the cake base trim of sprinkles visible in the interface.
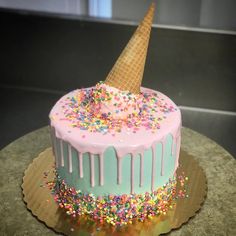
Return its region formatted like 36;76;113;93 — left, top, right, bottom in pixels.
50;173;188;226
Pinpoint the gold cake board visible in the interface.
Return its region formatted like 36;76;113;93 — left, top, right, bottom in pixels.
22;148;207;235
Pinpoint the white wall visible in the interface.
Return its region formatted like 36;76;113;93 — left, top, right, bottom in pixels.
112;0;236;31
0;0;235;30
200;0;236;30
0;0;87;15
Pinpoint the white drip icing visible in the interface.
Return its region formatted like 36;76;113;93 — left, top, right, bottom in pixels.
174;130;181;173
160;138;165;176
68;144;73;173
78;152;83;178
140;152;144;187
90;154;95;187
60;140;64;167
171;135;175;156
117;156;123;185
51;127;59;168
151;144;156;192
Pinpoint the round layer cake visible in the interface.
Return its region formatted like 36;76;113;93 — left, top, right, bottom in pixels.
50;84;181;196
50;82;181;225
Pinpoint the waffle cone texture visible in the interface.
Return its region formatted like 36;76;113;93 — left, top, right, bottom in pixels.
104;3;155;94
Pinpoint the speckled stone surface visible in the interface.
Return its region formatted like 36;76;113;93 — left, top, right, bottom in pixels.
0;126;235;236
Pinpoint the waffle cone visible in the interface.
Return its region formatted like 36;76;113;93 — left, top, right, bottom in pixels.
104;3;155;94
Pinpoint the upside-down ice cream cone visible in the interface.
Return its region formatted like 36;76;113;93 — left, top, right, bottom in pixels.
104;3;155;94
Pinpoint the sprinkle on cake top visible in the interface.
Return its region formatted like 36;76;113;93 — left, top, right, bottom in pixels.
59;82;177;134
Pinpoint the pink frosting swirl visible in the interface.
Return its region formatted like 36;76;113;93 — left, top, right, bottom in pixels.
91;82;141;120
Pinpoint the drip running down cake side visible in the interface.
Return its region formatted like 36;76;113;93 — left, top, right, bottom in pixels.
49;3;182;226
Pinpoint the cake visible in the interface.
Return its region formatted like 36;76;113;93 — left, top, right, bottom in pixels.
49;3;181;226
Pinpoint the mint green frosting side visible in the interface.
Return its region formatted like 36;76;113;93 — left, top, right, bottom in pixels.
56;134;176;196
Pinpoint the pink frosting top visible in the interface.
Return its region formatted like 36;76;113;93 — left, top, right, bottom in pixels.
50;86;181;158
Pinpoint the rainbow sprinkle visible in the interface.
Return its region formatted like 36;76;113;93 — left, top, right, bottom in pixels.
60;82;177;134
52;174;177;226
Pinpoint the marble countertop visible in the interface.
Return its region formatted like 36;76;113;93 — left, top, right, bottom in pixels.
0;126;235;235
